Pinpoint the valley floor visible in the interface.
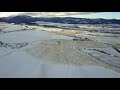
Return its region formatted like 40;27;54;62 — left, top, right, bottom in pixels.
0;23;120;78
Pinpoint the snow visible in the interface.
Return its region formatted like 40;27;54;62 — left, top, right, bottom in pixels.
0;47;13;57
76;33;120;44
0;50;120;78
2;24;25;32
0;30;73;43
81;47;120;68
0;23;120;78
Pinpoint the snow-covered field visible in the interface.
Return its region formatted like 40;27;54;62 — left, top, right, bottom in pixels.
75;33;120;44
0;23;120;78
1;49;120;78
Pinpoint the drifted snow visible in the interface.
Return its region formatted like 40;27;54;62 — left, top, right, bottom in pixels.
0;23;120;78
0;30;73;43
0;50;120;78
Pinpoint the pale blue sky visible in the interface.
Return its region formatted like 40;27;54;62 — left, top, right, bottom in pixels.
76;12;120;19
0;12;120;19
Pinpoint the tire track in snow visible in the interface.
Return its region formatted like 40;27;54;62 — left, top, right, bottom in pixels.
0;51;14;58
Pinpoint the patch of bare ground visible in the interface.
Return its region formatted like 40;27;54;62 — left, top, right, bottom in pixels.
50;29;87;37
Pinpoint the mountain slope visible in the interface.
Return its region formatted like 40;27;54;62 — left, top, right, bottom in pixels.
2;15;120;24
0;18;7;22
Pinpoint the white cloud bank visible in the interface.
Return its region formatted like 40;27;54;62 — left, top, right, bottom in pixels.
0;12;98;17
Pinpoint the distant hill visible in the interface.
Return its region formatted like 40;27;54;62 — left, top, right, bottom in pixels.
0;18;7;22
4;15;37;24
1;15;120;24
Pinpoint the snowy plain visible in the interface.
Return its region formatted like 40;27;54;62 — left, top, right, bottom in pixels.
0;23;120;78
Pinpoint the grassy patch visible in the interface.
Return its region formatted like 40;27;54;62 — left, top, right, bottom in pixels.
50;30;79;37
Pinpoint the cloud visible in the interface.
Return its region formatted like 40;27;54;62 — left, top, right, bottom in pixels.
0;12;25;17
0;12;101;17
19;12;99;17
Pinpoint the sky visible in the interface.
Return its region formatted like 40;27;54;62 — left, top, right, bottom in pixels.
0;12;120;19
